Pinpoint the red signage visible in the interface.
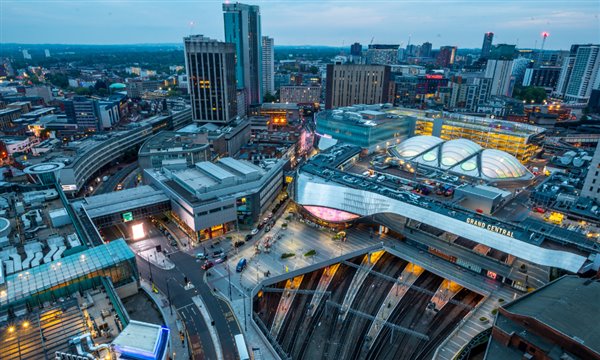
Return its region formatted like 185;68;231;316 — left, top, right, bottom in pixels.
426;74;443;79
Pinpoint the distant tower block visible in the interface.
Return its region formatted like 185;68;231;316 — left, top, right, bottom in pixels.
24;162;64;185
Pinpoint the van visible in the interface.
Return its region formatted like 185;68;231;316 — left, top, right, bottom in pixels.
236;258;247;272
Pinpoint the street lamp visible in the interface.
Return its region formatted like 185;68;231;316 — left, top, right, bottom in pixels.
165;277;176;315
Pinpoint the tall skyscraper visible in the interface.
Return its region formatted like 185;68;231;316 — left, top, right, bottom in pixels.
485;44;516;97
223;2;262;105
261;36;274;96
350;42;363;56
481;32;494;60
184;35;238;123
554;44;600;103
420;42;433;58
325;64;393;109
436;46;457;67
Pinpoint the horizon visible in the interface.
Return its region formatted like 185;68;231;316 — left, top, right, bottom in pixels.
1;1;599;49
1;42;590;52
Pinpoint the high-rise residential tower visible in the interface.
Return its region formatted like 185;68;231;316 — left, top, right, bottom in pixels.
184;35;238;123
325;64;393;109
485;44;516;97
223;2;262;106
481;32;494;60
436;46;457;67
554;44;600;103
261;36;275;96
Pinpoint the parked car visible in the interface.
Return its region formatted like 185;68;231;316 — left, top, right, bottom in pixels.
170;239;178;247
245;234;253;241
236;258;247;272
201;260;214;270
215;255;227;264
250;228;259;236
212;249;224;258
234;240;245;248
195;252;207;260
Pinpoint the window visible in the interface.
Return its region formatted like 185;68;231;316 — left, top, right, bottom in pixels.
591;186;594;192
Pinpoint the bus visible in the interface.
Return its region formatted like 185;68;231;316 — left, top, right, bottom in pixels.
234;334;250;360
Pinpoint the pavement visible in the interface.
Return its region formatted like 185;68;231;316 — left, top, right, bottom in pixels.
139;279;190;360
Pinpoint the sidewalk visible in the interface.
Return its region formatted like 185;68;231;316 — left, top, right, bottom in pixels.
140;279;190;360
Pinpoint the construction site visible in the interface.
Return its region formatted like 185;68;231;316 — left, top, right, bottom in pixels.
253;250;486;360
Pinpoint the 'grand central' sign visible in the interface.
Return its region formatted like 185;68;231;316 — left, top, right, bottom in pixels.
466;218;514;238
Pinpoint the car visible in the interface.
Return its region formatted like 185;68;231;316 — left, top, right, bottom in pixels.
212;249;224;258
234;240;244;248
215;254;227;264
201;261;214;270
377;175;386;182
534;207;546;214
362;171;370;176
267;213;273;219
250;228;259;236
236;258;247;272
195;252;208;260
245;234;253;241
170;239;178;247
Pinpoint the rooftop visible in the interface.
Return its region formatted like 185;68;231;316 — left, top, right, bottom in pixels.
1;239;134;307
112;320;170;360
495;276;600;357
79;186;170;219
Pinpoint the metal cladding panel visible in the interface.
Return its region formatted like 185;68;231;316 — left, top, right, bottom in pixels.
295;173;587;273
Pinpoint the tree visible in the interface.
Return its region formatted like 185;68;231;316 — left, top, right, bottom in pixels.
47;73;69;88
263;91;278;103
513;86;547;104
308;66;319;74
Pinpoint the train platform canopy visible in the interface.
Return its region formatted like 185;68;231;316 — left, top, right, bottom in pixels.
81;186;169;219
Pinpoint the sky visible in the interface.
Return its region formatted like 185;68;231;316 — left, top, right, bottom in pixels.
1;0;599;50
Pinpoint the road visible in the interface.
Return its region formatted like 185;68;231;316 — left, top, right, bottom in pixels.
135;244;242;360
96;162;138;194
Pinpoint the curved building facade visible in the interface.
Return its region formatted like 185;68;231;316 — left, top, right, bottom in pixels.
390;135;533;181
293;171;587;273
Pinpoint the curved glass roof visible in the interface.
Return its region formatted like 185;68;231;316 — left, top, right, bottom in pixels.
390;135;532;181
440;139;482;168
480;149;528;179
395;136;443;159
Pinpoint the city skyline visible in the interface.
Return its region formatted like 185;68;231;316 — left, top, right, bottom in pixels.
1;0;598;49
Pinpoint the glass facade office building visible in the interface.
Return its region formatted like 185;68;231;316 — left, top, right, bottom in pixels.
315;109;413;153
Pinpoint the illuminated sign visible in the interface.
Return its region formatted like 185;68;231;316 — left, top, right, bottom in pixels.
122;212;134;222
466;218;514;238
425;74;443;80
486;270;497;280
61;184;77;191
304;205;360;222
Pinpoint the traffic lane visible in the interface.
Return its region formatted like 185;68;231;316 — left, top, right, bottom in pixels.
179;304;218;360
97;162;138;194
170;252;241;360
136;259;219;360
